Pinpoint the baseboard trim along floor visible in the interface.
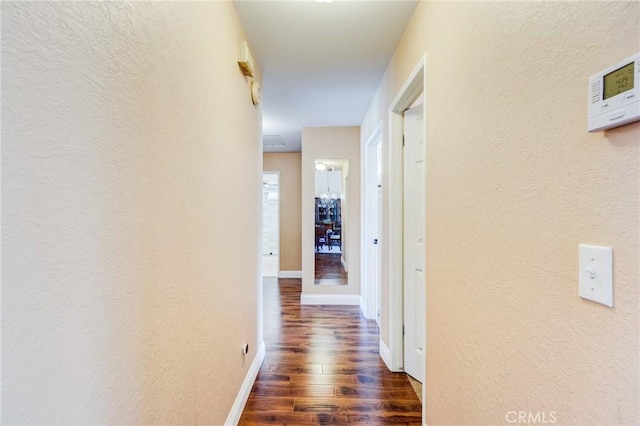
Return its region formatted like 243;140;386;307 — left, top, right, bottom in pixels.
278;270;302;278
224;340;265;426
380;337;393;372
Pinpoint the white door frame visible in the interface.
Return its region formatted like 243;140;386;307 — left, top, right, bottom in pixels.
361;122;382;320
387;55;426;375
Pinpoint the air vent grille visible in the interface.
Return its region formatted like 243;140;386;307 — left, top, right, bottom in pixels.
263;135;286;148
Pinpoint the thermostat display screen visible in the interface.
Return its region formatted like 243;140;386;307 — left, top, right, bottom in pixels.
603;62;634;100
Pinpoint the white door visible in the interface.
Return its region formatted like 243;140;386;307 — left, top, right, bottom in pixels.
364;130;382;322
374;141;383;326
403;102;426;383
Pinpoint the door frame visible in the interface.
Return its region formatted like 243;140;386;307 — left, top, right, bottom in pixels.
361;122;382;321
387;55;426;382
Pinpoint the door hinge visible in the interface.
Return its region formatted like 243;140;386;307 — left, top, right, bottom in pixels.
402;135;405;147
403;324;405;336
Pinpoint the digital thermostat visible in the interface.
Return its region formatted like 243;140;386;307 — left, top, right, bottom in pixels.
588;52;640;132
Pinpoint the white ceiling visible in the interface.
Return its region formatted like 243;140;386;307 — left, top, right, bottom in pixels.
233;0;418;152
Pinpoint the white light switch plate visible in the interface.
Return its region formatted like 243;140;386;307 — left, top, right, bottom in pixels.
579;244;613;307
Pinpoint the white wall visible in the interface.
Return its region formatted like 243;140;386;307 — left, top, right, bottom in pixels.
2;2;262;423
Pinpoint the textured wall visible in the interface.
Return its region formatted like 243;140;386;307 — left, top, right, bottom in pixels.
263;153;302;272
2;2;262;423
301;127;361;296
361;1;639;425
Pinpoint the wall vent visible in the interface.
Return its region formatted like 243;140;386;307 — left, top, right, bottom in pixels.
263;135;286;148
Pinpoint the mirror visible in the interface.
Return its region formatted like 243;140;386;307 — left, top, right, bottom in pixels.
314;160;348;285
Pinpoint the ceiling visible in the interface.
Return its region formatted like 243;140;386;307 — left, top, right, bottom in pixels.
233;0;418;152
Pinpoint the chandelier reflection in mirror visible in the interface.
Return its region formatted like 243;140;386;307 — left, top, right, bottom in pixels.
317;193;339;222
314;163;342;226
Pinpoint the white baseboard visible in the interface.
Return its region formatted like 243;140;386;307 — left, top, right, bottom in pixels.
300;293;360;305
379;338;393;372
360;296;378;320
224;340;265;426
278;270;302;278
359;296;367;317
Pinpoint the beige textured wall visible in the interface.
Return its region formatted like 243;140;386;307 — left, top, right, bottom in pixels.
2;2;262;424
302;127;361;296
263;153;302;272
361;1;639;425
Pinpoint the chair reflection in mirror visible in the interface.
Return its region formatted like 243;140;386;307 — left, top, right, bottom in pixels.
328;229;341;250
315;224;328;252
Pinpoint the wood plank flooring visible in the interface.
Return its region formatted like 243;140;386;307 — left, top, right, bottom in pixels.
239;278;422;425
315;253;348;285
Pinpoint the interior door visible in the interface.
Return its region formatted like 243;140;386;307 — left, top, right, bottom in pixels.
403;102;426;383
375;141;382;326
364;133;383;322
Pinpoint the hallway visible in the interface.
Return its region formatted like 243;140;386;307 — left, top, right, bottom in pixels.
239;278;421;425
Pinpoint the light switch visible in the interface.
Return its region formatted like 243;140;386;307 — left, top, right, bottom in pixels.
579;244;613;307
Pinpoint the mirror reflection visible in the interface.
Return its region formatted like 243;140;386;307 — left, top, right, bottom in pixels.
314;160;348;285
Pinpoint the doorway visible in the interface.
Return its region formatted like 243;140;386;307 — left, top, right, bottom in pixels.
363;125;382;325
403;101;425;383
387;55;427;419
262;172;279;277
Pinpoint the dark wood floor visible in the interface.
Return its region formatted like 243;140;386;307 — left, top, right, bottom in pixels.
239;278;422;425
315;253;348;285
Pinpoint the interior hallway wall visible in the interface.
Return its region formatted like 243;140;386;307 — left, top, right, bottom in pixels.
2;2;262;423
301;127;361;297
361;1;639;425
264;153;302;272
